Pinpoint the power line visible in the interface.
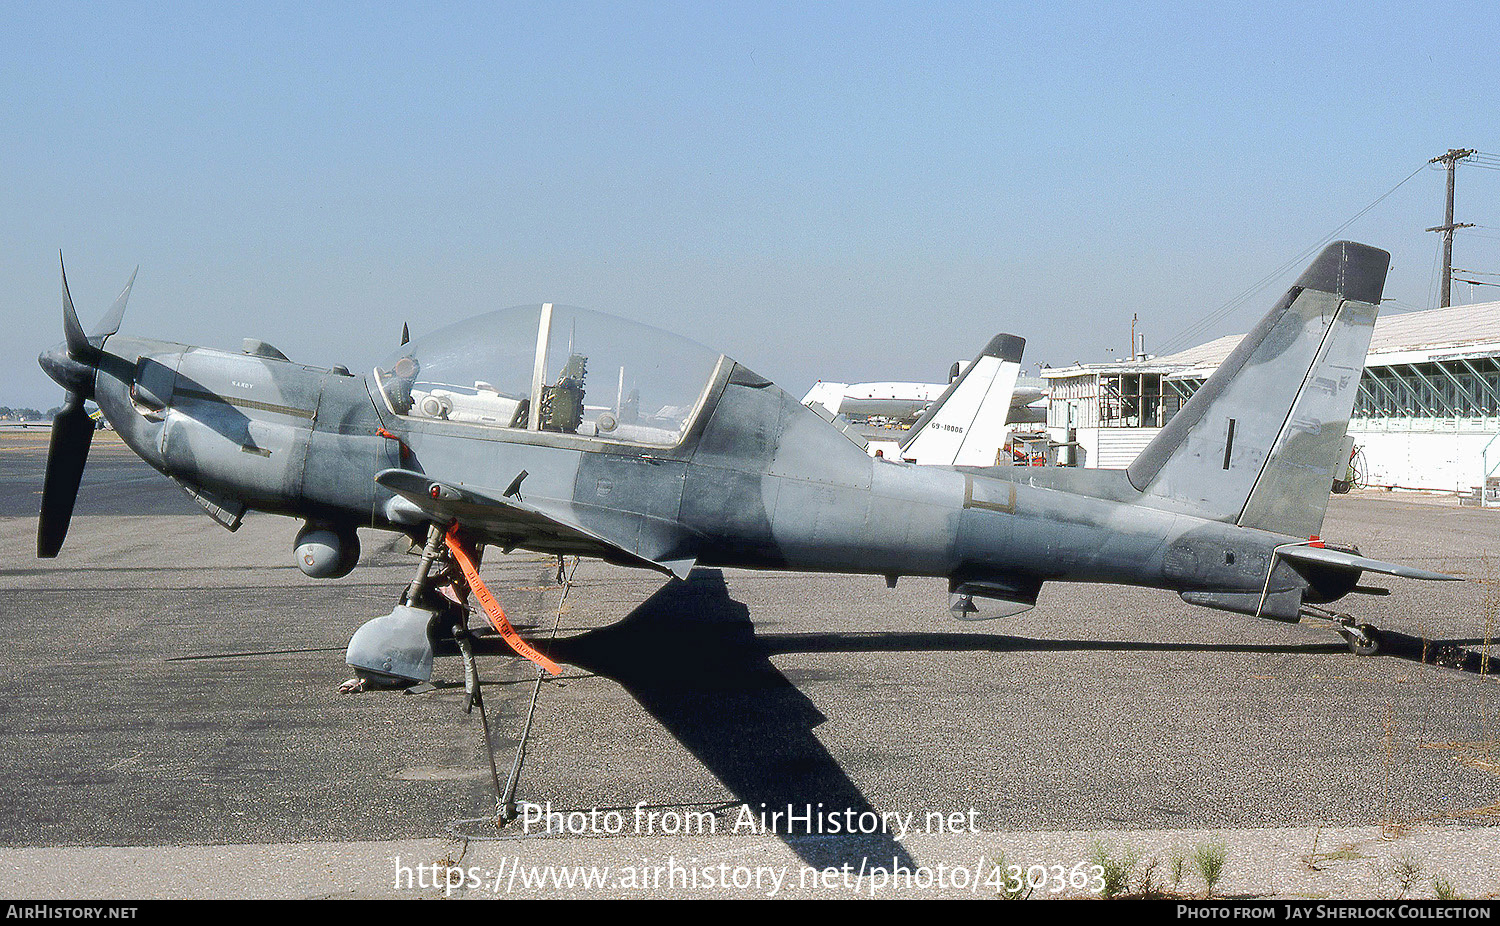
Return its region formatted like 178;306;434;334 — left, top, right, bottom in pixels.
1458;151;1500;170
1154;162;1428;356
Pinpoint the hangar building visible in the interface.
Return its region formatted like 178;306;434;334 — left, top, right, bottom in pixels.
1042;300;1500;499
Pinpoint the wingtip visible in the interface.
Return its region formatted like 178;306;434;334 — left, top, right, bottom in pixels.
660;556;698;580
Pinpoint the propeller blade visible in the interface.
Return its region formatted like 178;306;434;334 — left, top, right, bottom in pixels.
59;254;92;361
37;398;96;558
91;266;138;339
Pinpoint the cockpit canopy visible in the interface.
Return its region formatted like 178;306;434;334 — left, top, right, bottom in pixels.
374;304;725;447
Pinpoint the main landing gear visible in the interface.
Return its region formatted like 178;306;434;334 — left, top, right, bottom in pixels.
1301;604;1382;656
342;523;469;691
341;522;561;692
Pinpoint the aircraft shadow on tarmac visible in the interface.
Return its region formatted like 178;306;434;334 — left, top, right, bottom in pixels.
486;569;1492;870
742;626;1495;675
537;569;917;871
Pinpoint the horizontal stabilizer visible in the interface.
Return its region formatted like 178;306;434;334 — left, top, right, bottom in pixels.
1276;545;1461;582
801;381;847;416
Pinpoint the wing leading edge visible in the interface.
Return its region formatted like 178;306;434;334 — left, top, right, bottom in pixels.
375;468;697;579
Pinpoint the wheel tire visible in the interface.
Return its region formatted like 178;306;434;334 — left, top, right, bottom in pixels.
1349;623;1381;656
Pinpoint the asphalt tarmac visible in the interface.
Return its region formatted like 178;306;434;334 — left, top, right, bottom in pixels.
1;430;1497;898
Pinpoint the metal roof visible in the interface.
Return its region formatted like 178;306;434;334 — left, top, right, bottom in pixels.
1044;299;1500;381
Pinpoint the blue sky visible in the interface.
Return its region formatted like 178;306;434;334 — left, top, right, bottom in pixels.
4;1;1499;408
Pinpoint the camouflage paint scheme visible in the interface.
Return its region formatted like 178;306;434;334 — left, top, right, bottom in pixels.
40;241;1456;682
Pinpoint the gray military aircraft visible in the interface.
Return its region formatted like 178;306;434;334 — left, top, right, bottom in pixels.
38;241;1457;687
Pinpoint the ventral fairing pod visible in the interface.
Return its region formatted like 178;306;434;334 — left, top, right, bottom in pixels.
295;523;360;579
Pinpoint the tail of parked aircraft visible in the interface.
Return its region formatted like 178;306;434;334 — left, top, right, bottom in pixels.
801;381;848;417
1126;241;1388;541
899;334;1025;466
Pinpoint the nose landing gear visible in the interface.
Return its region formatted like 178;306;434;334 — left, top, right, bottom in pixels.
342;520;561;690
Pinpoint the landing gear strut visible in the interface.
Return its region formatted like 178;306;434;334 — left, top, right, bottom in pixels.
343;522;469;689
1302;604;1381;656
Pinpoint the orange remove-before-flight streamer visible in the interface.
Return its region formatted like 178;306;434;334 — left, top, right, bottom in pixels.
444;525;561;676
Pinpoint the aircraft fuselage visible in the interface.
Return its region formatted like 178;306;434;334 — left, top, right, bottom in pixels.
88;334;1310;622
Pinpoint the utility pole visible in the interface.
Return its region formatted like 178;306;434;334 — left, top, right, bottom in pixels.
1426;148;1476;308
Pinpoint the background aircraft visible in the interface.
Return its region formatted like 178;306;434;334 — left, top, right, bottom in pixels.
801;379;945;423
37;241;1455;688
802;370;1044;427
803;334;1048;466
826;333;1028;466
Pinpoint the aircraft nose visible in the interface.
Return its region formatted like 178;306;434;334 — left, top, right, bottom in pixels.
39;343;95;396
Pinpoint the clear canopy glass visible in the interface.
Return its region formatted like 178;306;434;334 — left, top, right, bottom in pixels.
374;304;724;446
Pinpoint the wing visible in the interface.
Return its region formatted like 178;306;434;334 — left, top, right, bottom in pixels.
376;468;697;579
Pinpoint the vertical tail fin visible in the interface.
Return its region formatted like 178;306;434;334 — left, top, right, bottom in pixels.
801;381;848;416
1127;241;1388;539
899;334;1025;466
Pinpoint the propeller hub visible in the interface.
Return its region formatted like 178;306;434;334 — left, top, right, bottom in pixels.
39;343;95;398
